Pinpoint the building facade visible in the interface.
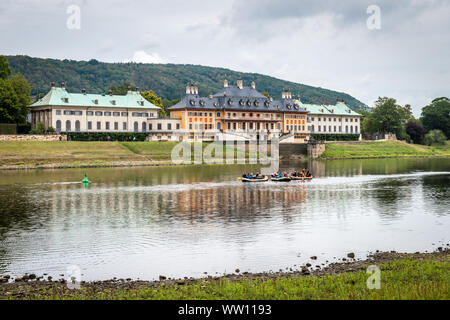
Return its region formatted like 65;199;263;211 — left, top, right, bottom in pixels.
30;83;160;133
295;99;362;136
166;80;309;143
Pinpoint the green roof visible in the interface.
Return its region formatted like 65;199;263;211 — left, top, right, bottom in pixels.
293;100;362;116
31;87;160;110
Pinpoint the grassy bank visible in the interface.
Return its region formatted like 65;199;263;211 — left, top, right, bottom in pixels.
321;140;450;159
1;251;448;300
0;141;262;170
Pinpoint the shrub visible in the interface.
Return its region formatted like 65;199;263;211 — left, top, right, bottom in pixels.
29;122;46;134
65;132;147;141
405;121;425;144
423;129;447;146
311;134;360;141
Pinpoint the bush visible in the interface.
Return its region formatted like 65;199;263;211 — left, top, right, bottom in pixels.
65;132;147;141
29;122;46;134
405;121;425;144
0;123;16;134
311;134;360;141
423;130;447;146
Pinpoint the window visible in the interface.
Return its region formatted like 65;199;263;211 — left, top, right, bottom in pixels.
113;112;120;117
106;122;110;130
121;112;128;116
176;124;180;130
64;110;72;115
132;112;139;117
217;112;221;117
157;123;162;130
318;125;321;132
318;117;321;121
355;118;358;123
329;126;332;132
142;122;146;133
56;110;61;115
114;122;118;130
189;124;192;130
355;126;359;133
142;113;149;117
345;125;348;133
75;111;83;116
95;111;103;116
134;122;138;133
123;122;127;130
311;125;315;132
97;122;101;130
334;126;336;132
65;120;71;132
75;120;80;132
217;122;221;130
168;123;172;130
323;126;326;132
56;120;61;132
149;123;152;131
87;111;93;116
88;121;92;130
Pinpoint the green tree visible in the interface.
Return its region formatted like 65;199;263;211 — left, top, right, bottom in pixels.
261;91;271;99
9;73;31;124
0;56;11;80
0;78;20;123
423;129;447;146
363;97;410;139
420;97;450;137
109;81;136;95
141;90;167;116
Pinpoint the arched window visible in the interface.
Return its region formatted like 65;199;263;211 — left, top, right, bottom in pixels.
75;120;81;132
217;122;221;130
134;121;138;133
355;126;359;133
350;126;353;133
345;125;348;133
142;122;146;133
66;120;71;132
56;120;61;132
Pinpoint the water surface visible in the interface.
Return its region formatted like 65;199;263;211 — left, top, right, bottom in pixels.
0;158;449;280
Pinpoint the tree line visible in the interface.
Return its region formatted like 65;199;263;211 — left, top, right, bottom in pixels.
360;97;449;146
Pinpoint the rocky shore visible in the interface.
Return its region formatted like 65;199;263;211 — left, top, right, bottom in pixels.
1;248;448;299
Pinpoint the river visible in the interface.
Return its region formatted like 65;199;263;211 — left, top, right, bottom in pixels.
0;158;449;281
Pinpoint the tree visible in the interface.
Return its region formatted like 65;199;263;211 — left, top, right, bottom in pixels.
261;91;271;99
0;57;31;124
405;120;425;144
363;97;410;139
420;97;450;138
141;90;167;117
424;129;447;146
109;81;136;95
0;56;11;80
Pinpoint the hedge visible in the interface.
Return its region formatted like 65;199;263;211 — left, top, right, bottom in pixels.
0;123;17;134
64;132;148;141
311;134;360;141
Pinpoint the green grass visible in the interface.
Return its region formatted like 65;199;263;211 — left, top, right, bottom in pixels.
3;255;449;300
0;141;265;168
321;140;450;159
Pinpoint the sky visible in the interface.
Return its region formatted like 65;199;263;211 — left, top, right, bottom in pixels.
1;0;449;116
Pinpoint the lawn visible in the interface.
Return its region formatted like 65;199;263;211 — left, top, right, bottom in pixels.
1;254;448;300
321;140;450;159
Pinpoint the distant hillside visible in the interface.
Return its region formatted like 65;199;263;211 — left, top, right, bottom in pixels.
6;55;367;110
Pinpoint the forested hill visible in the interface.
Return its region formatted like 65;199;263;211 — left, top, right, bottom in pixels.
6;55;367;110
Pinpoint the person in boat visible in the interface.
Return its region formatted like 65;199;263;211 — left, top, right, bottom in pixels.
306;170;312;178
292;171;297;177
242;172;247;178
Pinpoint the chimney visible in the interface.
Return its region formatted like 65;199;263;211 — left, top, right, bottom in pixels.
108;89;113;96
61;82;66;90
81;88;86;94
224;79;228;88
251;81;256;90
237;79;243;89
51;82;56;89
186;85;192;95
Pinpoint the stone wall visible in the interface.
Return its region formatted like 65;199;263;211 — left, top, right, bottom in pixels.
279;143;308;160
0;134;67;142
307;142;325;158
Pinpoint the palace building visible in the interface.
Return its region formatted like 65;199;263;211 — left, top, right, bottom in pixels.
162;80;310;143
30;83;160;133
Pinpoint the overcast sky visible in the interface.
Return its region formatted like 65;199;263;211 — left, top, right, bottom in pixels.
1;0;449;116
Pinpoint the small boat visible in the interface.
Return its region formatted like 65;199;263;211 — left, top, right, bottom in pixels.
271;176;291;182
290;176;313;180
240;176;269;182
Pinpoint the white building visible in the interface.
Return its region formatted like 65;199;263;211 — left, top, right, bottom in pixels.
30;83;160;133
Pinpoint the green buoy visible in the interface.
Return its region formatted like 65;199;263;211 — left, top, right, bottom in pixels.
82;173;90;184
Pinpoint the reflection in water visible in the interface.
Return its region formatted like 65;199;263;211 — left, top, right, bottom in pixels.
0;158;449;280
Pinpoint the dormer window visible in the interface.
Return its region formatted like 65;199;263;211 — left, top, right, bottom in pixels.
254;101;259;107
199;100;205;106
239;100;244;106
63;98;69;103
190;100;196;106
138;101;144;106
111;100;116;105
213;102;219;107
286;104;292;109
264;101;270;108
246;100;252;106
94;99;98;105
294;105;299;110
228;99;233;105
